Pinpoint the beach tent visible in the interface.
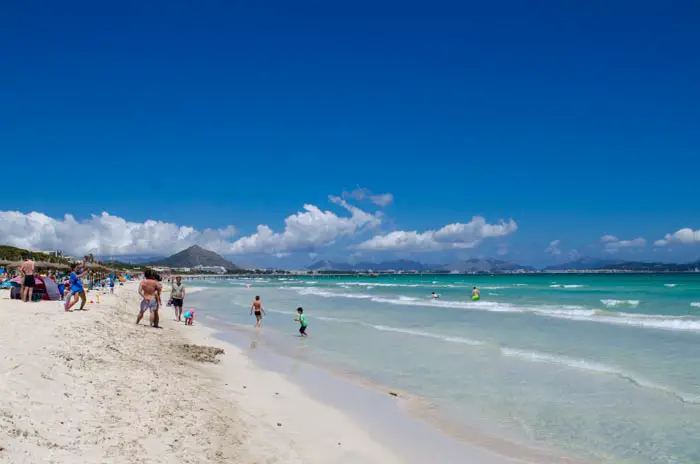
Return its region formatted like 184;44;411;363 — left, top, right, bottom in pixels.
9;275;61;301
43;277;61;300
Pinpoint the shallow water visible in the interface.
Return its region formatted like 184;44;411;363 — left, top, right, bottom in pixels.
187;274;700;463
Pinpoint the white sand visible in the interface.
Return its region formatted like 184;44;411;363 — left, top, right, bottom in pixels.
0;283;402;463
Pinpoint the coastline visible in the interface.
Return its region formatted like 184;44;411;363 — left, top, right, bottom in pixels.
189;289;588;464
0;283;399;463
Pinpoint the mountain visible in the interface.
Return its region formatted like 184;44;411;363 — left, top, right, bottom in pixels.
543;257;628;271
354;260;426;271
307;260;355;271
596;260;700;272
435;258;534;273
151;245;239;270
307;259;425;272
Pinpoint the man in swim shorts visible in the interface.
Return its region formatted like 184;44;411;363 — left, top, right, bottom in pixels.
472;286;480;300
250;295;265;328
20;257;35;303
137;269;162;328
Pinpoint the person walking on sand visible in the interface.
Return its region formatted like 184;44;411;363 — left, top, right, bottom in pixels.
137;269;162;328
250;295;265;328
20;257;35;303
171;276;186;322
66;262;88;311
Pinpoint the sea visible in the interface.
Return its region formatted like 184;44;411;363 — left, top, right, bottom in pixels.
186;273;700;464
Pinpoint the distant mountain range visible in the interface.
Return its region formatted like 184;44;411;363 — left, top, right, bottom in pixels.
542;258;626;271
436;258;535;273
308;258;532;273
307;259;426;272
150;245;239;270
308;256;700;273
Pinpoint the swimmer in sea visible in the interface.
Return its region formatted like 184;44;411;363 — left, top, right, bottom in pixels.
431;292;440;299
250;295;265;328
472;287;480;301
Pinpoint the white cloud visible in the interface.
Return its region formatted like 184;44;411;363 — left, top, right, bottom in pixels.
343;188;394;207
654;228;700;247
497;244;509;256
356;217;517;252
227;196;381;254
0;211;237;257
545;240;561;255
600;235;646;253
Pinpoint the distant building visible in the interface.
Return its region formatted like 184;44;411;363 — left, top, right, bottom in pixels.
193;265;226;274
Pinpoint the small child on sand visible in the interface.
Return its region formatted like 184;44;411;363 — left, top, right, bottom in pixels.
184;309;195;325
294;307;308;337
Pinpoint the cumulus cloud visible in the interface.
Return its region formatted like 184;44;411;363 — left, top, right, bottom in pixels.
356;217;517;252
545;240;561;255
342;188;394;207
227;196;381;254
0;211;237;257
654;228;700;247
600;235;646;253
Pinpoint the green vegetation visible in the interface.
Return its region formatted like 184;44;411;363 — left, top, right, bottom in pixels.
0;245;72;265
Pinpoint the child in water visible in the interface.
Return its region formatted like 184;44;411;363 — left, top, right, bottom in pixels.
294;307;309;337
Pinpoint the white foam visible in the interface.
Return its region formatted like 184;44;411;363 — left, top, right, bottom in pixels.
550;284;584;288
281;286;700;333
370;325;483;346
601;299;640;308
691;302;700;308
664;284;678;288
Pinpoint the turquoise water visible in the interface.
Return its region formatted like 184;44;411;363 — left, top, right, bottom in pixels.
187;274;700;463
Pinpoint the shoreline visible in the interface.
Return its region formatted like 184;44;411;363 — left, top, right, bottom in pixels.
190;296;588;464
0;283;401;463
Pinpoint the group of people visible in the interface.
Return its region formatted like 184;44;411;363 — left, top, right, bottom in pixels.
9;258;98;310
137;272;191;329
249;295;308;337
431;286;480;300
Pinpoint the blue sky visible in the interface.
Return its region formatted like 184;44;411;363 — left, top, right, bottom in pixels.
1;1;699;267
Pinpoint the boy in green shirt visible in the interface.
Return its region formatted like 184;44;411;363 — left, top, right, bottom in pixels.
294;307;309;337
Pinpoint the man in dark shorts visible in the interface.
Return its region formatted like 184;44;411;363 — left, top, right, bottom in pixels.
250;295;265;328
170;275;186;322
20;258;35;303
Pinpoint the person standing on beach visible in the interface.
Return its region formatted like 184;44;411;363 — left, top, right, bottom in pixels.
137;269;162;328
66;262;88;311
20;257;35;302
250;295;265;328
171;276;186;322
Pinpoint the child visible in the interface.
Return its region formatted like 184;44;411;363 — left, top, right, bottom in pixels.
184;309;195;325
294;307;308;337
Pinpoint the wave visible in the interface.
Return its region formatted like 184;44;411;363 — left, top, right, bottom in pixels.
601;299;640;308
282;287;700;332
267;307;700;405
370;325;484;345
691;302;700;308
664;284;678;288
550;284;585;289
501;348;700;405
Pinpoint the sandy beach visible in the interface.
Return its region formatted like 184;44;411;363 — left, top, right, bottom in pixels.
0;282;406;464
